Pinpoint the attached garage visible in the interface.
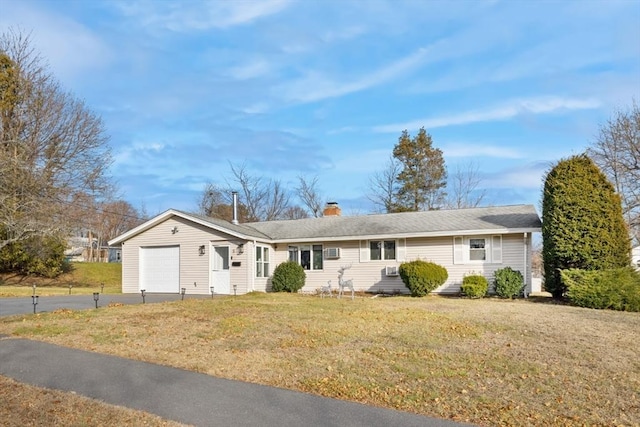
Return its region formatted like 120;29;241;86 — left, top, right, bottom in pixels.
139;246;180;293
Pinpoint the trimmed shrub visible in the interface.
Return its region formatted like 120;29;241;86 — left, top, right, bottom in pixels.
398;260;448;297
0;234;67;278
561;268;640;312
461;274;488;298
271;261;306;293
494;267;524;298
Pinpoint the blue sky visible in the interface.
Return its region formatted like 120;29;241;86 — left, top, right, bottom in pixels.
2;0;639;217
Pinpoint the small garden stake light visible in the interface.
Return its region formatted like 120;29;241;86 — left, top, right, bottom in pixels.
141;289;146;304
181;287;186;300
101;283;105;293
210;286;214;299
233;284;237;296
32;284;36;296
68;284;73;295
31;295;38;314
93;292;100;309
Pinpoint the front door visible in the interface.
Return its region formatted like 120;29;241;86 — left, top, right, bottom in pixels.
210;245;230;294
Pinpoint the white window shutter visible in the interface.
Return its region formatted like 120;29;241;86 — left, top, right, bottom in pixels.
492;235;502;263
359;240;369;262
453;237;464;264
397;238;406;262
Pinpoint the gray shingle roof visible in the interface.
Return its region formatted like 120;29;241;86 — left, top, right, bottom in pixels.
242;204;541;241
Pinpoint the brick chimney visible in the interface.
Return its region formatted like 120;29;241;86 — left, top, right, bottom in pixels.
323;202;341;217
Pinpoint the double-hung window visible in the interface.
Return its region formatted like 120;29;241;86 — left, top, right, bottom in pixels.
256;246;270;277
288;244;323;270
454;236;502;264
369;240;396;260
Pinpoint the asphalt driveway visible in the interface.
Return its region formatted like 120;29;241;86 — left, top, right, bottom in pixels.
0;293;210;317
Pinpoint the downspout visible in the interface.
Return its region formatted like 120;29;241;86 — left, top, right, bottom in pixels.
252;240;257;292
523;232;528;298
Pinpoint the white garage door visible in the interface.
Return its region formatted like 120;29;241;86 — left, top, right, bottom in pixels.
140;246;180;293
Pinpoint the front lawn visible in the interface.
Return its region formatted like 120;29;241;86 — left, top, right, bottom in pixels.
0;294;638;426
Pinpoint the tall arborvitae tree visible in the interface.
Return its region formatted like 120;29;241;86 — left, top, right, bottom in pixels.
542;154;631;298
392;127;446;212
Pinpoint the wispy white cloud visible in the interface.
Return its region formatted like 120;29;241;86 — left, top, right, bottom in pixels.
226;59;272;80
373;96;601;133
278;47;430;103
116;0;291;31
442;144;523;159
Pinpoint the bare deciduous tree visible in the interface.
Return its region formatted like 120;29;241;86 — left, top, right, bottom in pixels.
229;162;291;222
446;161;487;209
296;175;324;217
367;156;401;213
0;29;112;250
588;101;640;245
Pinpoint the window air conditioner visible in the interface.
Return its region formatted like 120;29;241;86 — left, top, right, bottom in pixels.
324;247;341;259
385;266;399;276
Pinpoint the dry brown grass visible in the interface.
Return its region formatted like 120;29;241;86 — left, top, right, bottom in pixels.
1;293;639;426
0;375;189;426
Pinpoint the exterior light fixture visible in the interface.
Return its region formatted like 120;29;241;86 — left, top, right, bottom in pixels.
237;243;244;254
93;292;100;309
181;287;186;300
210;286;214;299
171;226;179;234
199;245;205;255
68;284;73;295
233;284;237;296
101;283;105;293
31;295;39;314
141;289;146;304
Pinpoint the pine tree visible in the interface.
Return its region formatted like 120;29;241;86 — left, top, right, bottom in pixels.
392;127;446;212
542;154;631;297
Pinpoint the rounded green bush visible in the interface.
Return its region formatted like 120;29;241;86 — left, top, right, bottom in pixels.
398;260;448;297
461;274;488;298
494;267;524;298
271;261;306;293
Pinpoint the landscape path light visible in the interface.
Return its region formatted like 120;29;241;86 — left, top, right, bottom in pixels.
31;295;38;314
93;292;100;309
32;284;36;296
101;283;105;293
210;286;214;299
141;289;146;304
68;284;73;295
181;287;186;301
233;284;237;297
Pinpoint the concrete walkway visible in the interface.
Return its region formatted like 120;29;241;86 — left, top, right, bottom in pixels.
0;338;471;427
0;293;210;317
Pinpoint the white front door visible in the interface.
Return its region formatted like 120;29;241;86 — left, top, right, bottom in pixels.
210;245;230;294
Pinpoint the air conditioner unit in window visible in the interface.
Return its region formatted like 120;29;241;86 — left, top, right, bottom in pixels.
324;247;340;259
385;266;399;276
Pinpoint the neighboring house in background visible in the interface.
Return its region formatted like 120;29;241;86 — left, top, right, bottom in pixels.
65;236;121;263
633;246;640;271
108;203;542;296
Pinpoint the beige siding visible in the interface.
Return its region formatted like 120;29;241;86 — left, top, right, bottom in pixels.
122;217;252;295
267;234;530;295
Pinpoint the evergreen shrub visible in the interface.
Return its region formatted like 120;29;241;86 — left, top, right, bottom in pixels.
494;267;524;298
271;261;306;293
398;260;448;297
461;274;488;298
561;268;640;312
